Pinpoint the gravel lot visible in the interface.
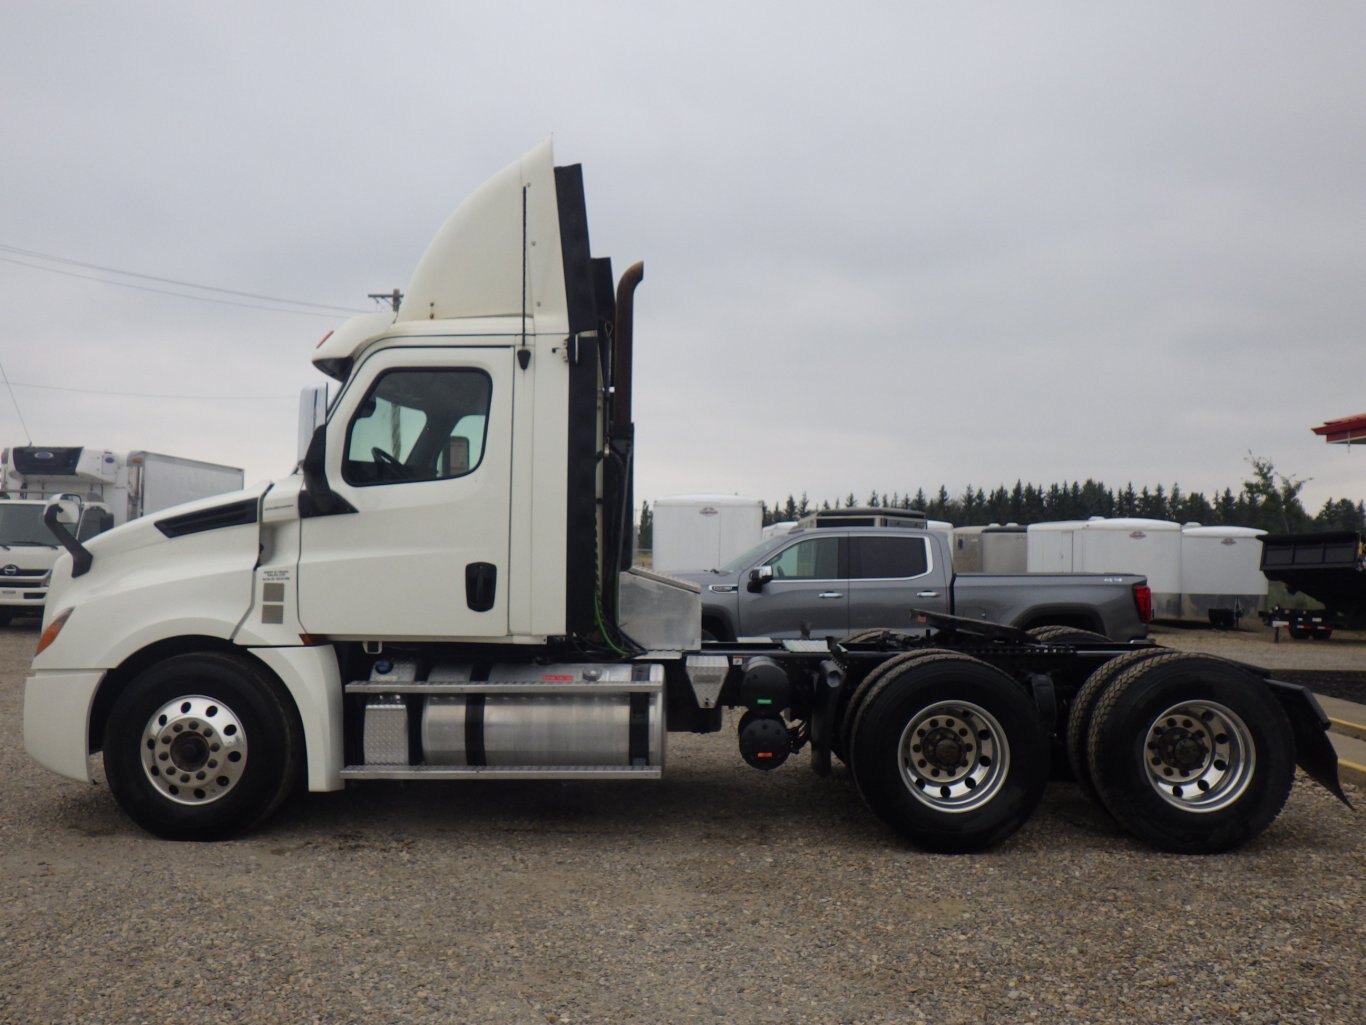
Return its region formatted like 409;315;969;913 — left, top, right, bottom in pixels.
1;622;1362;1025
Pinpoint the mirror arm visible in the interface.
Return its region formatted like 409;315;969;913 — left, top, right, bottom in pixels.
43;499;93;578
299;425;356;518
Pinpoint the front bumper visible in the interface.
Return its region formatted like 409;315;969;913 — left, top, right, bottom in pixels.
24;669;105;782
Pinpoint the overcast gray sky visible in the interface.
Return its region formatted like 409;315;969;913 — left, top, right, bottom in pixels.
3;2;1364;518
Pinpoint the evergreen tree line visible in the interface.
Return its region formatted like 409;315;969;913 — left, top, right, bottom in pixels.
636;458;1365;549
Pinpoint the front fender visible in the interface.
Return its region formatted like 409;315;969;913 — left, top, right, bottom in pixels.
249;644;344;792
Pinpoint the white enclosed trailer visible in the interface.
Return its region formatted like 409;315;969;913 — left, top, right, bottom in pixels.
1180;525;1267;625
651;494;763;573
1025;520;1088;573
1029;518;1183;620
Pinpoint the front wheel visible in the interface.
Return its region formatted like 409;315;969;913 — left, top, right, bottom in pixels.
1086;653;1295;853
848;653;1049;853
103;653;303;840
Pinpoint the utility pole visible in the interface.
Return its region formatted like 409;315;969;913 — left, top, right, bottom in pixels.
369;288;402;312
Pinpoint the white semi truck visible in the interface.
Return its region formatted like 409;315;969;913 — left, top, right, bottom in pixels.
22;144;1348;853
0;446;242;623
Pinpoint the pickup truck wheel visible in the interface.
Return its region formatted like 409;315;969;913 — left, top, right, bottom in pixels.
848;654;1049;853
1066;649;1168;808
1085;653;1295;853
834;649;955;764
103;653;302;841
1027;625;1109;643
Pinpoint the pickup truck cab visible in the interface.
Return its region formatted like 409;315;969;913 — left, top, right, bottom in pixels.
672;509;1150;641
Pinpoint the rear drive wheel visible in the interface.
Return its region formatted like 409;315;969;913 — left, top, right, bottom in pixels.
1065;648;1168;808
1086;653;1295;853
834;648;955;764
103;653;302;840
848;653;1049;853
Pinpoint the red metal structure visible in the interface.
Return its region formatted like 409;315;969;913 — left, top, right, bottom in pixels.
1312;413;1366;445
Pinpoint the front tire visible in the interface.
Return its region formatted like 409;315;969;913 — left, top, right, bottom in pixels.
1086;653;1295;853
103;653;303;840
848;653;1049;853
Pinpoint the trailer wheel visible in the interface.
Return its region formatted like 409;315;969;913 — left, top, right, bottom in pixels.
848;653;1049;853
103;653;302;841
834;648;955;764
1027;625;1110;643
1066;649;1169;808
1086;653;1295;853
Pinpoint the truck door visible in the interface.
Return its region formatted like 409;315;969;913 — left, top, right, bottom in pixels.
297;346;512;639
846;534;950;632
738;535;847;639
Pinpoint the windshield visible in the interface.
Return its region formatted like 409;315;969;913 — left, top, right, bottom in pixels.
717;534;792;574
0;504;56;545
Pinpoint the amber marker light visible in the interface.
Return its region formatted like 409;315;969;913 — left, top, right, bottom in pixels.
36;608;73;656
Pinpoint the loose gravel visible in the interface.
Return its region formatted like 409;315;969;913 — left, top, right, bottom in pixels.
1;622;1362;1025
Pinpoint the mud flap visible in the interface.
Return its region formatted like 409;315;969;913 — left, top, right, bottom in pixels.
1266;679;1353;807
809;660;844;777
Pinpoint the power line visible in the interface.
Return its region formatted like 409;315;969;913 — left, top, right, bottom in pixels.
0;362;33;444
0;245;368;317
8;380;293;400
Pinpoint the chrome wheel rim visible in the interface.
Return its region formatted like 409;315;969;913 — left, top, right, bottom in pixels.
1143;700;1254;812
141;696;248;805
898;700;1009;813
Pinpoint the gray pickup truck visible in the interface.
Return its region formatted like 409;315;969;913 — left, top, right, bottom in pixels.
672;511;1151;642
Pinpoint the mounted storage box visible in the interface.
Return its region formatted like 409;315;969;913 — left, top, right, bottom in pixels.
1180;525;1267;625
651;494;764;574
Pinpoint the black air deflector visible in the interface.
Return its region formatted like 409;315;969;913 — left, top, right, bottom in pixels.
155;499;259;538
556;164;600;635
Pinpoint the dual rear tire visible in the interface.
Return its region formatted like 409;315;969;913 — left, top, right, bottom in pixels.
1070;653;1295;853
845;653;1049;853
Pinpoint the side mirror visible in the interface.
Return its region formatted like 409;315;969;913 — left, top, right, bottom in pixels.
747;565;773;593
296;383;330;462
43;494;93;577
45;494;82;527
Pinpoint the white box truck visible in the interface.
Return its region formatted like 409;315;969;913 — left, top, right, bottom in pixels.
0;446;243;622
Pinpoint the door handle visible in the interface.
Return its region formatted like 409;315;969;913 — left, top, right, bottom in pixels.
818;592;844;599
916;590;940;598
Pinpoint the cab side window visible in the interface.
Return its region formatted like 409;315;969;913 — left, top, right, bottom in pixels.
766;537;842;580
850;536;930;579
343;368;492;486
